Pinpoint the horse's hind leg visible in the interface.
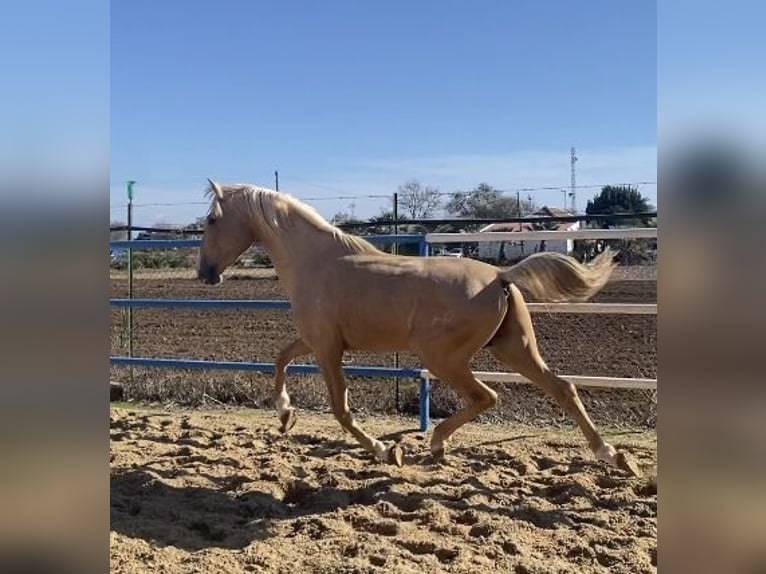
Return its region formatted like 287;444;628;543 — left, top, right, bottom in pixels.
274;338;311;433
488;285;640;475
317;353;403;466
420;361;497;460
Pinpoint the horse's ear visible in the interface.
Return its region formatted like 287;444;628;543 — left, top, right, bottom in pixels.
208;178;224;200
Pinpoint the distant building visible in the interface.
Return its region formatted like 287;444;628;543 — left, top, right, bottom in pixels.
477;207;579;262
136;230;185;240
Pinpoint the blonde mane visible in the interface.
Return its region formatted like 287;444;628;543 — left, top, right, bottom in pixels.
206;183;381;255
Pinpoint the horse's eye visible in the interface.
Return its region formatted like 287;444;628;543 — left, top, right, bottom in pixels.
207;215;217;225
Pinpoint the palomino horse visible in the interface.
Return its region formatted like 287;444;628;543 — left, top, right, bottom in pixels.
197;180;639;475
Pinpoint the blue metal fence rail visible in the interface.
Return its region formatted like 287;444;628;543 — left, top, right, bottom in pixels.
109;357;429;430
111;299;292;310
111;239;202;249
110;356;421;378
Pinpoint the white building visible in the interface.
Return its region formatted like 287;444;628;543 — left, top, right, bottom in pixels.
477;207;580;263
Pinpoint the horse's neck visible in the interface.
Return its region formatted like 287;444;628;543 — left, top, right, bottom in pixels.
255;217;346;296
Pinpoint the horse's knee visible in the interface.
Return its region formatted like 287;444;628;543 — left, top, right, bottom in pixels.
275;354;289;373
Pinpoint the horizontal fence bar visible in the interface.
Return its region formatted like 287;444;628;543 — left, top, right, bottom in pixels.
110;234;424;251
422;370;657;390
111;299;292;310
111;212;658;234
427;228;658;243
110;356;422;379
526;303;657;315
110;299;656;314
339;211;658;229
361;234;424;244
110;356;655;390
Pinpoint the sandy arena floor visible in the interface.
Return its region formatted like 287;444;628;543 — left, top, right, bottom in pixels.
110;406;656;574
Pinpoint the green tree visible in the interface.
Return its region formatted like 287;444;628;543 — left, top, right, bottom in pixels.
585;185;655;228
578;185;657;264
397;180;442;219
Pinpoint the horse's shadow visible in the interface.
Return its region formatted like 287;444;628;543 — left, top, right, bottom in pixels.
110;462;635;552
110;467;403;551
111;428;651;552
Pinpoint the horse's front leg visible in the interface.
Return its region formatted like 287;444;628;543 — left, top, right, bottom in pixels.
316;353;403;466
274;338;311;433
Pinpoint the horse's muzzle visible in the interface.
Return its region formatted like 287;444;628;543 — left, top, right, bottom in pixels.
197;265;222;285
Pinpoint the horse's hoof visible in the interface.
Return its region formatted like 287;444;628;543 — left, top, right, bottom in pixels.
614;451;642;478
430;448;446;465
279;409;297;434
387;445;404;467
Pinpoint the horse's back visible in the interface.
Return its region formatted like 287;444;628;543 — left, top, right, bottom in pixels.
341;253;499;286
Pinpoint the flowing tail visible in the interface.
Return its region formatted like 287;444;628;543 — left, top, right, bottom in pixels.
499;249;617;302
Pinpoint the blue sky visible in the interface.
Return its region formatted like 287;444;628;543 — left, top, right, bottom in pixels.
659;0;766;149
1;0;108;194
111;1;657;226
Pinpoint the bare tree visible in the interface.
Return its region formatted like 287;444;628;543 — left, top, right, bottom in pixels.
446;183;536;219
397;180;441;220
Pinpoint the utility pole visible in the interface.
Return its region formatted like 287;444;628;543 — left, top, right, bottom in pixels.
392;191;400;411
392;192;399;255
126;180;136;379
126;180;135;303
570;147;578;213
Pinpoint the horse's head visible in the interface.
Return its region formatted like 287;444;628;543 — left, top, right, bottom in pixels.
197;179;256;285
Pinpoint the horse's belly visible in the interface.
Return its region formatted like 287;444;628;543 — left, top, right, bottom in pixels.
340;319;410;352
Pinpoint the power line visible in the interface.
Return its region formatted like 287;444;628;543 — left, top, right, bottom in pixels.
296;194;392;201
110;181;656;209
